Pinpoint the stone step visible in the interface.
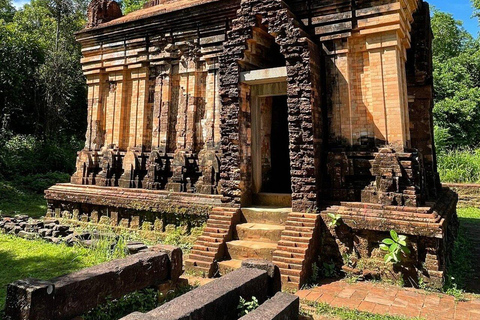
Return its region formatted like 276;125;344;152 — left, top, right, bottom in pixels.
202;232;228;239
273;255;304;266
278;267;303;276
218;259;242;275
253;193;292;207
280;235;311;243
204;227;229;234
281;230;313;238
288;212;319;219
192;244;219;252
281;274;301;284
277;240;310;250
273;250;305;259
241;207;291;225
275;260;303;272
284;224;315;232
190;249;217;258
207;221;231;228
226;240;278;261
184;259;211;270
188;253;213;263
236;223;284;243
209;214;233;221
211;207;238;213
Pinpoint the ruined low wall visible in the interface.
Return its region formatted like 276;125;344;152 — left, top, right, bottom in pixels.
443;183;480;208
320;188;458;289
122;260;299;320
4;246;182;320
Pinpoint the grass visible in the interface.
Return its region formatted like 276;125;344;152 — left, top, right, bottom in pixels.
444;207;480;296
302;301;423;320
0;232;129;313
437;149;480;183
457;207;480;220
0;180;47;218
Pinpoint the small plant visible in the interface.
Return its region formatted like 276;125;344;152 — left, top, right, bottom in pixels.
237;296;259;317
322;262;337;278
444;277;467;301
327;213;342;227
379;230;410;263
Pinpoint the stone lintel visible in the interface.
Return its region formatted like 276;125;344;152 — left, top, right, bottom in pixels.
240;66;287;85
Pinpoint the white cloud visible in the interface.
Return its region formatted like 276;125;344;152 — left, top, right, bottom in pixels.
12;0;30;9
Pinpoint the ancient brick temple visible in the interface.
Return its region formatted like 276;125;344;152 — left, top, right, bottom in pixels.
46;0;458;288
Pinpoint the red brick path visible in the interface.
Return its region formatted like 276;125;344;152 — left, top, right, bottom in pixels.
296;280;480;320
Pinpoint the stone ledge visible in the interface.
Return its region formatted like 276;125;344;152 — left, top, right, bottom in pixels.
121;267;269;320
45;183;225;215
239;292;299;320
322;188;458;238
4;249;180;320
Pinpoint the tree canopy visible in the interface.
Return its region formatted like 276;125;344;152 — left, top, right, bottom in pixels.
432;7;480;150
0;0;88;140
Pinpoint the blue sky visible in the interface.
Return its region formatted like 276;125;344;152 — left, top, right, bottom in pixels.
11;0;479;36
430;0;479;35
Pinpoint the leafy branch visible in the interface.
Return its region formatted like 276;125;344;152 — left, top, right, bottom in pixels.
380;230;410;264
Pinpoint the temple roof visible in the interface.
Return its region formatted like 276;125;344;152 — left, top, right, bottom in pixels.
96;0;220;29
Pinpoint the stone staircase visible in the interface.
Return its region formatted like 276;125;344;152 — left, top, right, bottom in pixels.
186;194;322;289
185;207;240;277
217;206;290;275
273;211;322;289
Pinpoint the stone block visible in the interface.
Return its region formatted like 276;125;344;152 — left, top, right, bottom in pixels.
149;244;183;282
241;259;281;295
123;268;269;320
5;250;175;320
239;292;299;320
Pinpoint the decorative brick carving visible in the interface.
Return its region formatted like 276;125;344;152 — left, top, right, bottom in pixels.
87;0;122;28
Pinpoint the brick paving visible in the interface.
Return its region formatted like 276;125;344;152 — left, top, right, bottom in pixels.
296;280;480;320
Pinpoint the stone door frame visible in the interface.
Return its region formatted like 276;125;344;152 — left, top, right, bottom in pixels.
219;0;322;212
242;69;289;195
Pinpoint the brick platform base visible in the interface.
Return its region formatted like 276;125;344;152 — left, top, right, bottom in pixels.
297;280;480;320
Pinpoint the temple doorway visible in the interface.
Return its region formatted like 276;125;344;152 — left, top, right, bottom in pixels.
250;79;291;197
260;95;291;193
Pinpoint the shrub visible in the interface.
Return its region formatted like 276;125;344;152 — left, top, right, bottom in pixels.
437;149;480;183
0;134;81;180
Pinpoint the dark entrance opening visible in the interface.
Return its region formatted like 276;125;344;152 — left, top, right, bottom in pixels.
262;95;291;193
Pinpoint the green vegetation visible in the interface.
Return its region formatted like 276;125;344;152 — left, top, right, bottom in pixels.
302;301;422;320
437;149;480;183
0;134;81;218
237;296;259;317
444;207;480;295
121;0;149;14
82;288;158;320
432;9;480;150
0;232;128;313
83;282;197;320
327;213;342;228
379;230;410;264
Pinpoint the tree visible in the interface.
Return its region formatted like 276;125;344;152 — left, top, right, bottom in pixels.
121;0;148;15
431;9;480;149
0;0;15;22
431;10;471;61
0;0;88;139
474;0;480;23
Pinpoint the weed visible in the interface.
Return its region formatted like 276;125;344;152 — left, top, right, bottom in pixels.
437;149;480;183
380;230;410;264
302;300;425;320
82;288;158;320
237;296;259;317
444;280;467;301
321;262;337;278
327;212;342;228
